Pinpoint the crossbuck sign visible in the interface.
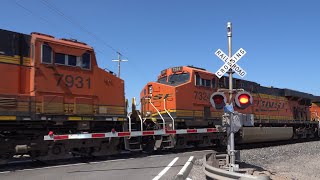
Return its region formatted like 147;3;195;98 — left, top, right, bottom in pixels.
214;48;246;78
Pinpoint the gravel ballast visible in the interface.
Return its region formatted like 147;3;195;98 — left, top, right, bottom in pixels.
240;140;320;180
189;140;320;180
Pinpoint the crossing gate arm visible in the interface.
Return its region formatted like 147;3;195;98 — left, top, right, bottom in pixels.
44;128;221;141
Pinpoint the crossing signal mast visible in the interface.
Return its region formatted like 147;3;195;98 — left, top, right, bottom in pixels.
211;22;253;172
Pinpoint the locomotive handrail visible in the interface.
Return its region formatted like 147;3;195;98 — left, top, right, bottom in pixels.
136;110;144;131
163;98;175;130
131;97;144;131
147;98;166;130
127;111;144;133
127;112;132;132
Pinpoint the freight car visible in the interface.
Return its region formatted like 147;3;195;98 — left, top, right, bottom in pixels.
140;66;320;145
0;29;126;163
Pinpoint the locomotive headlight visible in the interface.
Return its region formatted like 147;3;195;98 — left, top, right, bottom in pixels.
146;111;152;117
148;85;153;94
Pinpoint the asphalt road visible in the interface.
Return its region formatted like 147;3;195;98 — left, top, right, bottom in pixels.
0;149;212;180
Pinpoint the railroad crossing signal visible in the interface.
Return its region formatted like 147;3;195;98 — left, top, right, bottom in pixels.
210;92;227;110
214;48;247;78
234;91;253;109
210;91;253;110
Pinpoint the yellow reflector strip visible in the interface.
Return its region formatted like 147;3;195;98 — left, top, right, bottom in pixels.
68;117;81;120
117;118;125;121
0;116;16;120
68;117;94;120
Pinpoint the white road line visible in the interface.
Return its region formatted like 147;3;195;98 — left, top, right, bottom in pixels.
176;156;194;180
186;178;192;180
152;157;179;180
178;156;194;174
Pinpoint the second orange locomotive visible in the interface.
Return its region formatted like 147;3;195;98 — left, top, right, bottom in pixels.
140;66;320;144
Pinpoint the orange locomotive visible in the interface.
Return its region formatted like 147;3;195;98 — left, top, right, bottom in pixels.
140;66;320;145
0;29;125;161
1;28;320;162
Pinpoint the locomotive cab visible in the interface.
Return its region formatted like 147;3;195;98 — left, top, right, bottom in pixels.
31;32;126;127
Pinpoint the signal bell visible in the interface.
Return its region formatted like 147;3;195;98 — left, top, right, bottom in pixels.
210;92;227;110
235;91;253;109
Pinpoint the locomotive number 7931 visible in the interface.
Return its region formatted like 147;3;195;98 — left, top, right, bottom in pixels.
55;73;91;89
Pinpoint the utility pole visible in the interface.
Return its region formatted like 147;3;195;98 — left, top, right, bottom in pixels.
112;52;128;78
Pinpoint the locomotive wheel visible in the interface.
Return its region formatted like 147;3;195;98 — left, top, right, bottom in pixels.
51;145;63;155
49;144;67;158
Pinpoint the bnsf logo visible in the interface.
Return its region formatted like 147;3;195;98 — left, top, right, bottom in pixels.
153;94;173;100
257;100;285;109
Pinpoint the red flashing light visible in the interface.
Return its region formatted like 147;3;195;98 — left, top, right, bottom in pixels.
213;95;224;104
235;91;253;109
48;131;54;136
238;94;249;104
210;92;227;110
111;128;116;133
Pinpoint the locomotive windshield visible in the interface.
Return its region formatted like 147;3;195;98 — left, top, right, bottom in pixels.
157;73;190;86
158;76;167;84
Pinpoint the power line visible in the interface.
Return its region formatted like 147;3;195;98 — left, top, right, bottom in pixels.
40;0;127;58
14;0;74;38
15;1;101;56
15;0;128;71
14;0;104;55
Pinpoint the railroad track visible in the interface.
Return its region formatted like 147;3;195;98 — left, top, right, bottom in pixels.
1;136;318;173
236;137;320;150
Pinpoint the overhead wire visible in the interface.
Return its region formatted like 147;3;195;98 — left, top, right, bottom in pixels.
14;0;104;55
15;0;130;94
15;0;129;76
14;0;74;38
40;0;128;59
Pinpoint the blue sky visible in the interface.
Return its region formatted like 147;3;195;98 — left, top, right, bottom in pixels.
2;0;320;104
